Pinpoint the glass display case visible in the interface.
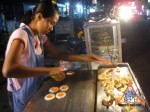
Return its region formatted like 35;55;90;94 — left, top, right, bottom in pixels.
83;20;122;69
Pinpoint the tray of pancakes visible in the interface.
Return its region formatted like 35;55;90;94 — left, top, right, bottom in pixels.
96;63;150;112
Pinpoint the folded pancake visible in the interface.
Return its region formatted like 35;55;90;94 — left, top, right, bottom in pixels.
102;96;113;106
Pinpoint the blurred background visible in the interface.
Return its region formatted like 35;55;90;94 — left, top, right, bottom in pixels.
1;0;150;111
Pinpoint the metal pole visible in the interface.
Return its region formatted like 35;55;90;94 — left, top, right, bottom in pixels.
69;0;74;37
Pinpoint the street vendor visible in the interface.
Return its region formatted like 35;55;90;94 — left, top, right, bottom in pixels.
2;1;109;112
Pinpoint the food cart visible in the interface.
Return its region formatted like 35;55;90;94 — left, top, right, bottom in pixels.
23;63;150;112
23;18;149;112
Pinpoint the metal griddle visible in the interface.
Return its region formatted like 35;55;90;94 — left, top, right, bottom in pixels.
23;63;150;112
96;63;150;112
23;70;97;112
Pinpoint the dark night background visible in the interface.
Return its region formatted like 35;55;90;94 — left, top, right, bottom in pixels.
1;0;150;111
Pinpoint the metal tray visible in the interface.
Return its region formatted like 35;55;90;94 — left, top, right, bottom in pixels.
96;63;150;112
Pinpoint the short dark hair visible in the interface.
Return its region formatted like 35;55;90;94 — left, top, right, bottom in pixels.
21;1;59;25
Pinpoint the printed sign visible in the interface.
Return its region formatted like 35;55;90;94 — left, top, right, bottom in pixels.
116;82;145;107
